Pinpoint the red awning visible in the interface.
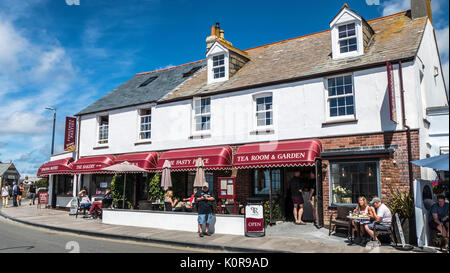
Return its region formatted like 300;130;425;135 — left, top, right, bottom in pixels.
114;152;158;171
157;146;233;171
233;139;322;169
71;155;116;174
37;157;74;177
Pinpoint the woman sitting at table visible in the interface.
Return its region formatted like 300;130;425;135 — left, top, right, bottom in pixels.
164;190;180;211
352;196;375;244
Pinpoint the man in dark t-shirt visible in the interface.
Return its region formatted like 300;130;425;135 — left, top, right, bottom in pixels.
195;184;215;237
28;182;37;205
290;170;305;225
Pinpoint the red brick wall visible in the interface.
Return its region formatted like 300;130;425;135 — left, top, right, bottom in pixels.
320;130;420;226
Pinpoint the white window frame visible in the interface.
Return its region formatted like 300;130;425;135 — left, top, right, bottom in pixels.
138;108;152;141
212;54;225;80
97;115;109;145
337;22;357;54
253;92;274;130
324;73;356;123
192;97;211;134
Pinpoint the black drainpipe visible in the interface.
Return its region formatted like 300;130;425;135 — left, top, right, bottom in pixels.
398;60;417;245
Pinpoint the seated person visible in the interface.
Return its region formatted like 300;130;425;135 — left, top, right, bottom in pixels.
182;188;197;210
365;197;392;244
429;195;449;240
78;190;92;211
164;190;180;211
351;196;375;244
102;188;114;208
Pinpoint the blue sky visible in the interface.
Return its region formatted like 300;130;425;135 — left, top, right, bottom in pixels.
0;0;448;177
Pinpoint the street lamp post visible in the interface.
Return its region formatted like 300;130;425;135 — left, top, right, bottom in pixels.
45;107;56;155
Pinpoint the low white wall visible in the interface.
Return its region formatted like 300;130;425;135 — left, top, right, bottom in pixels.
102;209;245;236
56;196;73;208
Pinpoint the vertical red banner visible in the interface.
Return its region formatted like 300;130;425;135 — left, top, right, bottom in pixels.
387;61;397;123
64;117;77;152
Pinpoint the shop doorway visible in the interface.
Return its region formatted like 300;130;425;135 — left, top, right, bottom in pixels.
282;167;316;223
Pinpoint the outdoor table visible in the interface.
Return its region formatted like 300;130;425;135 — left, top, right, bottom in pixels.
151;201;164;211
346;215;371;243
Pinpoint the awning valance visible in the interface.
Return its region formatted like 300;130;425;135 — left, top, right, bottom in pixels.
37;157;74;177
157;146;233;171
233;139;322;169
72;155;116;174
114;152;158;171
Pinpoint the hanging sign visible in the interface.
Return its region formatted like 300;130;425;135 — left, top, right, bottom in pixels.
386;61;397;123
64;117;77;152
245;204;265;237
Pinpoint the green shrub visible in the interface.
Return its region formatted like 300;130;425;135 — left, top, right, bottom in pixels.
148;173;164;201
111;174;133;208
386;184;414;219
35;178;48;189
263;200;282;224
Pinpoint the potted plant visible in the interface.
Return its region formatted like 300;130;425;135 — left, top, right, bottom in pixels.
432;178;445;195
386;184;415;245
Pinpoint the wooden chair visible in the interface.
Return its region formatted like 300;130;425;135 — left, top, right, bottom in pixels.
373;214;397;245
329;206;353;238
164;202;172;211
75;198;88;219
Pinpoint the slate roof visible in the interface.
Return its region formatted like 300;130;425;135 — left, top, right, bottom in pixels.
0;163;15;176
160;11;427;103
76;60;207;115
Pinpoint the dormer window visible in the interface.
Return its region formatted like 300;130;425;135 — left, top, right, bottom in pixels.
205;24;249;84
338;23;357;53
330;4;373;60
213;54;225;79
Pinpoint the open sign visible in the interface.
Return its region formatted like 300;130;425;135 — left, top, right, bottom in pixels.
245;204;265;237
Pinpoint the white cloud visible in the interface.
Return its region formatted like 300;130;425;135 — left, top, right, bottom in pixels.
381;0;410;16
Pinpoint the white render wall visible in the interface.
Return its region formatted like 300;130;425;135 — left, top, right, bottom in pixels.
103;209;245;236
79;63;422;157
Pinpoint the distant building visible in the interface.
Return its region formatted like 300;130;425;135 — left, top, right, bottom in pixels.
0;162;21;186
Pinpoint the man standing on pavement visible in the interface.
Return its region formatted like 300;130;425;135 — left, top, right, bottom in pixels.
28;181;37;206
12;182;19;207
195;183;215;237
291;170;306;225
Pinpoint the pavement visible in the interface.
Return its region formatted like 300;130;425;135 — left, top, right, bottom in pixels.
0;203;419;253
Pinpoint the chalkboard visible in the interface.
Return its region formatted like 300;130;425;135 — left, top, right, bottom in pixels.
69;197;78;215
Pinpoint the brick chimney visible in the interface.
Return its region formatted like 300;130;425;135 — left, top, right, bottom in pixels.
411;0;432;23
206;23;234;53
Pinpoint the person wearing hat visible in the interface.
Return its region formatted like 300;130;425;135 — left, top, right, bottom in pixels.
194;183;215;237
364;197;392;244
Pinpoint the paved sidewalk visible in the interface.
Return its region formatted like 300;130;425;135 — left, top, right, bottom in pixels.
0;205;409;253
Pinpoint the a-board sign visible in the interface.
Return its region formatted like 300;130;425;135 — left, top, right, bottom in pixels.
38;192;49;205
245;204;265;237
69;197;78;215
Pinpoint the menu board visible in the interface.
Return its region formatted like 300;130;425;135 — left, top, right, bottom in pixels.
218;177;235;199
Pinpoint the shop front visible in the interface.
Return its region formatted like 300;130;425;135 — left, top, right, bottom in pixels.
71;155;116;200
233;139;323;223
37;156;75;208
156;146;233;202
71;152;159;208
